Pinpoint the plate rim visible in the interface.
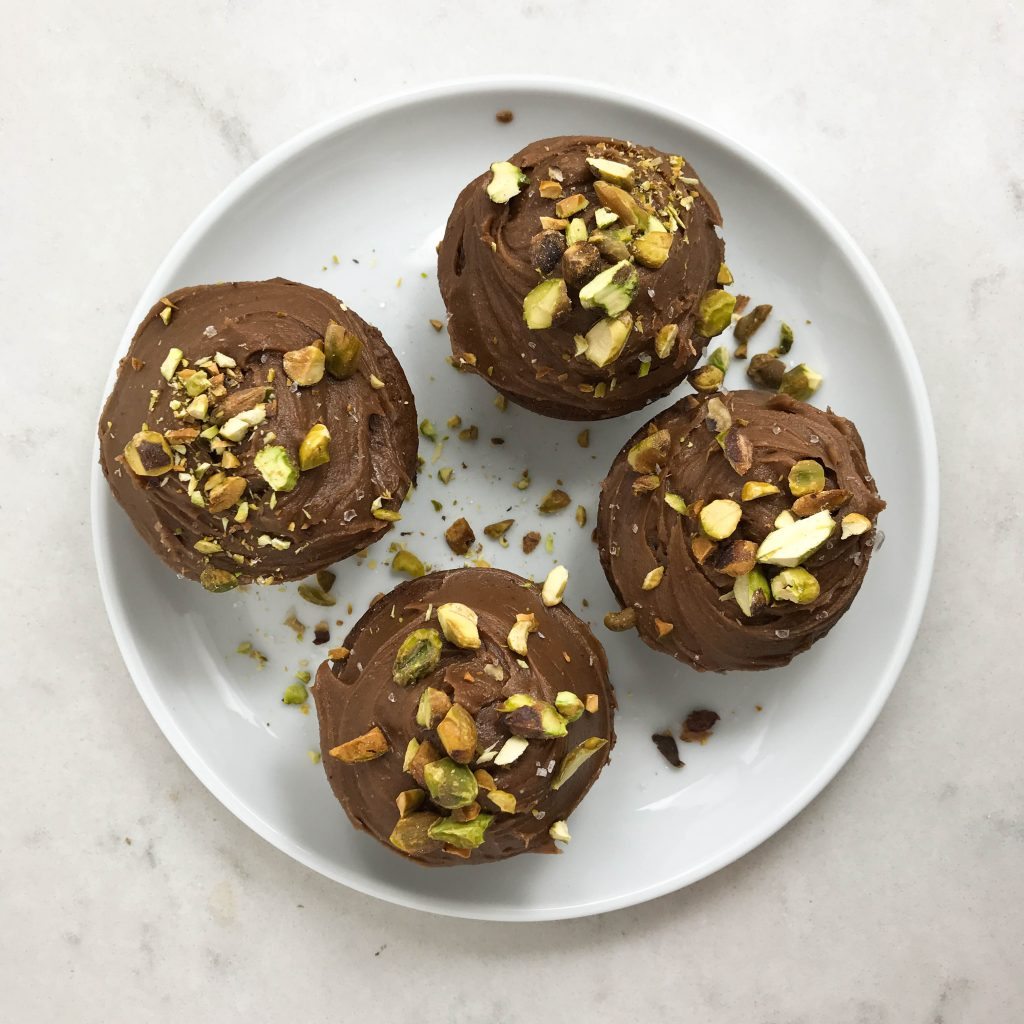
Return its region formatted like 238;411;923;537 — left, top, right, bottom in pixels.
90;74;939;921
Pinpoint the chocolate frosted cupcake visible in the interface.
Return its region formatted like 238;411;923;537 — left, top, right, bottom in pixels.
597;390;885;671
438;136;729;420
98;279;417;591
313;567;616;865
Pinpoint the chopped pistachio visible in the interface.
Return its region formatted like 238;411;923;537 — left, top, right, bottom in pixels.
741;481;781;501
282;682;308;705
159;304;173;326
841;512;872;539
298;423;331;471
627;428;671;473
593;180;643;227
575;504;587;528
523;278;571;330
717;263;734;286
594;206;618;228
756;509;836;567
323;321;362;379
389;812;443;855
792;488;852;518
747;353;787;389
588;230;631;263
493;735;529;767
487;161;528;203
283;345;326;386
777;322;795;354
539;216;570;231
771;567;821;604
436;704;479;764
160;347;183;381
199;567;238;593
551;737;608;790
436;602;481;650
565;217;589;246
584;694;600;714
541;565;569;607
733;303;772;357
185;393;209;421
207;475;247;513
392;628;442;686
586;156;635;188
474;768;497;792
371;506;402;521
437;467;454;485
444;516;475;555
423;758;479;809
219;404;266;442
298;583;335;607
254;445;299;492
396;789;426;818
631;231;674;269
487;790;517;813
788;459;826;496
538;488;571;514
583;311;633;368
123;430;173;477
549;820;571;844
778;363;823;401
577;429;590;448
555;691;585;723
507;612;538;656
329;726;389;763
554;193;588;218
664;493;688;514
427;813;493;849
708;538;759;577
688;364;724;393
700;499;742;540
505;701;568;739
416;687;452;730
368;373;385;389
775;509;797;529
696;290;737;337
578;260;638;317
654;617;674;637
642;565;665;590
538;179;563;199
391;550;425;578
483;518;514;540
655;323;679;359
429;318;444;332
717;427;754;476
707;346;730;374
733;568;771;616
458;425;479;442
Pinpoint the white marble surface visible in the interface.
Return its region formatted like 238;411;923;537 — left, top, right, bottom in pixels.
2;1;1021;1019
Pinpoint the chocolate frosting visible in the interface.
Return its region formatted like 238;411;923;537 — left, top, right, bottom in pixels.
438;136;724;420
313;568;616;866
98;279;417;586
597;390;885;672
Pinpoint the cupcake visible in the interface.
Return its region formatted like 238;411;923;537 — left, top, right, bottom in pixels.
597;390;885;671
438;136;728;420
97;279;417;591
313;567;616;865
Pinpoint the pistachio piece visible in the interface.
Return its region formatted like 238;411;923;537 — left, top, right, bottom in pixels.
415;687;452;729
529;229;568;274
707;346;730;374
788;459;825;496
733;568;771;617
775;510;797;529
405;738;440;787
254;445;299;492
507;612;538;656
718;428;754;476
483;518;514;540
778;363;823;401
282;682;307;705
329;726;389;764
436;704;479;764
776;322;795;354
283;345;325;386
298;423;331;471
297;583;335;607
423;757;479;809
756;509;836;567
487;790;517;813
551;737;608;791
841;512;872;539
655;323;679;359
792;488;852;518
664;493;688;515
578;260;638;317
403;738;421;773
771;567;821;604
541;565;569;607
708;538;758;577
199;567;238;593
561;242;604;289
688;364;724;393
396;789;426;818
451;801;481;823
538;179;563;199
733;303;772;344
747;353;786;389
444;516;476;555
554;193;588;219
391;549;425;578
565;217;588;246
632;474;660;495
207;476;247;513
436;602;481;650
539;216;569;231
505;701;568;739
583;311;633;368
123;430;173;477
594;206;618;228
588;230;631;263
627;428;671;473
555;691;585;723
427;813;494;849
586;156;635;188
487;161;528;203
474;768;497;792
219;404;266;442
538;489;571;514
323;320;362;379
493;735;529;767
389;812;443;855
691;535;716;564
593;180;642;227
717;263;734;286
631;231;674;269
523;278;571;330
604;607;637;631
548;820;571;844
392;628;442;686
741;481;781;501
642;566;665;590
160;347;183;381
696;290;737;337
700;499;742;540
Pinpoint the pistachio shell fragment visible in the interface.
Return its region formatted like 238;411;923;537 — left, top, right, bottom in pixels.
579;260;638;317
756;509;836;567
700;499;742;540
283;345;325;386
392;628;442;686
628;428;671;473
487;161;528;203
199;567;238;593
423;757;479;809
733;568;771;616
523;278;571;330
436;704;479;764
554;691;585;723
436;602;481;650
696;290;737;338
298;423;331;471
123;430;173;477
329;726;389;764
741;481;781;501
415;687;452;729
427;813;494;849
254;445;299;492
583;311;633;368
389;812;442;855
841;512;872;539
551;737;609;791
323;321;362;379
507;612;538;656
541;565;569;607
771;567;821;604
788;459;825;496
778;363;823;401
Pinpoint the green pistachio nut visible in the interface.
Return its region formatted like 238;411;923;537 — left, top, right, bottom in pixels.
487;161;529;203
123;430;173;477
696;290;737;338
392;628;442;686
627;428;671;473
427;813;494;850
254;445;299;492
664;492;688;514
707;346;730;374
688;364;725;393
436;704;479;764
551;737;609;791
323;320;362;379
770;567;821;604
554;691;585;723
199;567;238;593
281;682;308;705
415;687;452;730
565;217;588;246
631;231;674;269
586;156;635;188
298;423;331;471
699;499;742;540
578;260;638;317
756;509;836;567
583;311;633;368
778;363;823;401
389;812;443;855
733;568;771;616
423;758;480;810
788;459;825;496
506;701;568;739
523;278;571;330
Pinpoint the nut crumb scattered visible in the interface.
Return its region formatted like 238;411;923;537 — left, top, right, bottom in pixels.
495;109;514;124
522;531;541;554
445;517;476;555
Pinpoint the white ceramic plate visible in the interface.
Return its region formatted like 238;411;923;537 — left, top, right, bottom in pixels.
91;78;937;921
